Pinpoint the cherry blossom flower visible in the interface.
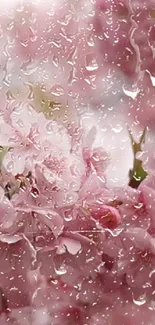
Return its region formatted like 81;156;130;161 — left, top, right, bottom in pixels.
0;0;155;324
95;0;137;78
0;234;35;312
118;228;155;290
115;185;151;230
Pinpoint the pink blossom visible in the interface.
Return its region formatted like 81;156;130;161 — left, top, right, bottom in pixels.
95;0;155;127
37;231;103;286
0;187;17;232
88;303;155;325
0;234;35;312
85;203;121;230
0;0;113;108
137;136;155;175
0;104;85;209
139;176;155;231
95;0;137;77
127;72;155;127
118;228;155;289
0;0;154;323
116;186;151;229
95;0;155;78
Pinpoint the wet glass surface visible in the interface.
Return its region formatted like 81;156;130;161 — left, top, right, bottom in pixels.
0;0;155;324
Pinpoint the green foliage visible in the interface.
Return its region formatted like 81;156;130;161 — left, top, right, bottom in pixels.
128;128;147;188
0;146;9;166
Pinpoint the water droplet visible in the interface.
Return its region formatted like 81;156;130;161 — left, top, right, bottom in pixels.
87;33;95;47
16;5;24;13
17;119;24;128
54;264;67;275
53;55;59;67
20;40;29;48
6;161;14;172
7;21;14;31
70;181;78;190
134;202;143;210
6;90;15;101
51;85;64;97
146;70;155;86
132;293;147;306
86;55;98;72
149;269;155;279
29;27;38;43
112;124;123;133
122;85;140;99
30;187;39;198
46;121;54;133
57;13;72;27
27;84;34;100
63;209;73;221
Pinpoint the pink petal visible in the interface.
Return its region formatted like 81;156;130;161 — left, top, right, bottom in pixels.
36;210;64;238
124;228;155;253
59;237;81;255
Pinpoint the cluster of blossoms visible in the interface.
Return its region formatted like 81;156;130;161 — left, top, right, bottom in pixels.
0;0;155;324
95;0;155;126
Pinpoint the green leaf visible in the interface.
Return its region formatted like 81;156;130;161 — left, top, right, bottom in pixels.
128;128;147;188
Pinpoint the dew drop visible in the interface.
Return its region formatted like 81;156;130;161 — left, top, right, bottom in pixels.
52;55;59;67
85;55;98;72
30;187;39;198
17;119;24;128
6;161;14;172
132;293;147;306
54;264;67;275
112;124;123;133
51;85;64;97
20;40;29;48
7;20;14;31
6;90;15;101
87;33;95;47
122;85;140;100
63;209;73;222
149;269;155;279
46;121;54;133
